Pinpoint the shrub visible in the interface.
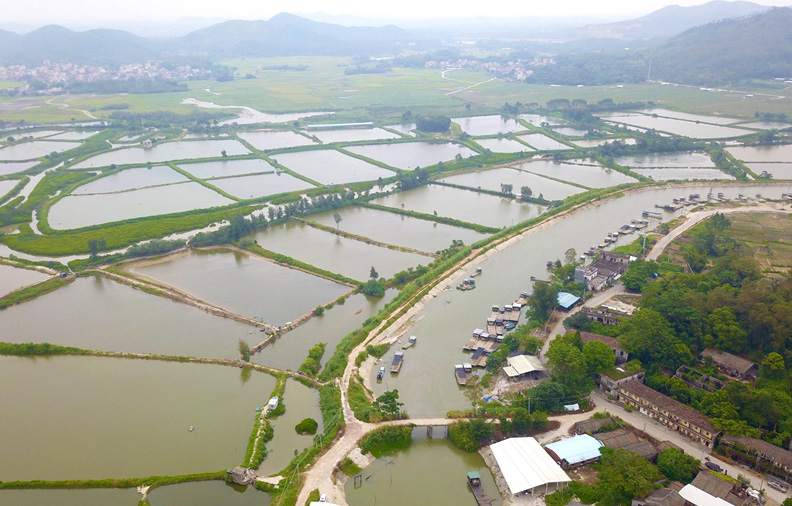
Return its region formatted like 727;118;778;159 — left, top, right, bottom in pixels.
295;418;318;435
359;425;413;458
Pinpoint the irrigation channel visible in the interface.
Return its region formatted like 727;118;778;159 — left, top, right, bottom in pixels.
1;180;789;506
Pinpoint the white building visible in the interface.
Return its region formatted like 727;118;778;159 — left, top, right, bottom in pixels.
489;437;571;497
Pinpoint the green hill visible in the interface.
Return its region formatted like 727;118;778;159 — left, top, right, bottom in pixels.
0;25;160;66
650;7;792;85
173;13;412;57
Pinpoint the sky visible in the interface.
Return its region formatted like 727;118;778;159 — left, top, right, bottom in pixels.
4;0;792;26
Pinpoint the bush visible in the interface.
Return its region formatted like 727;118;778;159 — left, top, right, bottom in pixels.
366;343;389;358
360;279;385;297
359;425;413;458
339;458;362;477
448;421;478;452
298;343;325;377
295;418;318;435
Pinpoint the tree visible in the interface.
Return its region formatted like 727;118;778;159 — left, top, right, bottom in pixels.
373;390;403;418
369;266;379;280
759;352;787;381
529;282;558;321
564;312;592;331
620;309;691;370
500;183;513;195
464;376;484;415
238;339;252;362
88;239;99;259
657;448;700;483
221;149;228;157
360;279;385;297
524;381;568;413
583;340;615;376
564;248;578;265
595;447;661;505
333;211;343;231
520;186;533;200
547;337;592;394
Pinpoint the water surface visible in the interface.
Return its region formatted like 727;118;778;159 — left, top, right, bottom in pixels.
453;115;524;136
275;149;394;185
311;128;401;144
0;355;275;480
209;172;315;199
727;145;792;162
513;159;636;188
615;152;715;168
148;480;270;506
71;140;250;169
128;249;349;325
345;142;477;170
440;167;584;201
0;160;38;176
177;158;276;179
71;166;187;194
0;488;139;506
475;138;534;153
634;168;734;181
516;133;572;151
0;140;79;160
0;264;49;297
237;130;318;150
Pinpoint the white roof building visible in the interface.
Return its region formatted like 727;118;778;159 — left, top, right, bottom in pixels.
503;354;546;378
489;437;571;496
679;484;734;506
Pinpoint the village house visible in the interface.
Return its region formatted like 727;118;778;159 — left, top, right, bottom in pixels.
700;348;758;381
720;434;792;479
617;380;720;448
575;251;632;291
582;306;626;326
598;362;645;396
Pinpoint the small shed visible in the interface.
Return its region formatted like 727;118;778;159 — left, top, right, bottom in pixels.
267;396;279;411
467;471;482;486
557;292;581;310
544;434;604;469
503;354;546;379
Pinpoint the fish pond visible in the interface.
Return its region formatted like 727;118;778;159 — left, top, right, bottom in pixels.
369;184;545;229
127;248;350;324
439;167;584;201
727;144;792;162
0;355;276;480
0;160;38;176
251;221;430;281
0;140;79;160
148;481;270;506
474;137;534;153
0;275;260;358
71;166;188;194
48;182;233;229
310;127;401;144
310;205;488;252
0;264;49;297
208;172;316;199
513;159;637;188
516;133;572;151
615;151;715;168
604;115;751;139
274;149;394;185
176;158;276;179
70;140;250;169
633;168;734;181
237;130;318;151
345;142;477;171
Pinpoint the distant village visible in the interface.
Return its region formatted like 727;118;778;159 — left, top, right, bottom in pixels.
423;56;556;81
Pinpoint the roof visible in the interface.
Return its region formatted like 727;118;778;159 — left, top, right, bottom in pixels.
594;428;640;448
641;488;686;506
619;380;716;433
468;471;481;480
721;435;792;469
503;354;546;378
679;484;733;506
545;434;604;466
489;437;571;495
580;331;622;351
623;441;658;461
690;472;734;499
574;417;616;434
557;292;581;310
701;348;757;375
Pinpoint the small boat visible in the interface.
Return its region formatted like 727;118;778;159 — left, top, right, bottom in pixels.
402;335;418;349
505;322;517;330
391;352;404;374
471;267;483;277
377;367;385;381
189;426;195;432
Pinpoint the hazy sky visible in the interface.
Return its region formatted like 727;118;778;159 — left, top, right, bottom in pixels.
5;0;792;25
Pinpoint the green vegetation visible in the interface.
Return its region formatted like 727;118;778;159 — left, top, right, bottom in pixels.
339;458;361;477
448;419;494;452
0;470;226;491
0;341;88;356
305;489;320;505
657;448;701;483
295;418;318;435
359;425;413;458
348;376;374;422
365;343;389;358
0;275;75;309
298;343;326;377
359;278;385;297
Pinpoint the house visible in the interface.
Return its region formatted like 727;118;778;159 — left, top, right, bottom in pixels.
582;306;625;326
580;331;628;363
557;292;581;311
573;417;618;435
593;429;658;461
598;361;645;396
700;348;758;381
631;487;685;506
679;472;755;506
617;380;719;448
502;354;546;381
489;437;571;497
142;138;153;149
544;434;604;469
674;365;725;392
227;466;258;485
582;252;632;291
720;434;792;475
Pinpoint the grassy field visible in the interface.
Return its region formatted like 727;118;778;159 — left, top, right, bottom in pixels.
725;212;792;276
3;57;791;123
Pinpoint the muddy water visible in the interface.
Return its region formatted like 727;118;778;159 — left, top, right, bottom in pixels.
0;488;140;506
0;275;258;358
310;205;488;252
346;435;501;506
148;480;270;505
127;249;350;325
253;289;398;372
258;379;323;476
0;264;49;297
370;184;546;229
251;221;429;281
0;355;276;481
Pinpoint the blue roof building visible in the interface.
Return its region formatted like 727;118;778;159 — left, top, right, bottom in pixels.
557;292;581;310
544;434;604;468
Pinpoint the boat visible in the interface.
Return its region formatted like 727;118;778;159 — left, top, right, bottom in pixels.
504;322;516;330
457;278;476;291
455;365;467;386
377;366;385;381
470;267;482;278
391;351;404;374
402;335;418;350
